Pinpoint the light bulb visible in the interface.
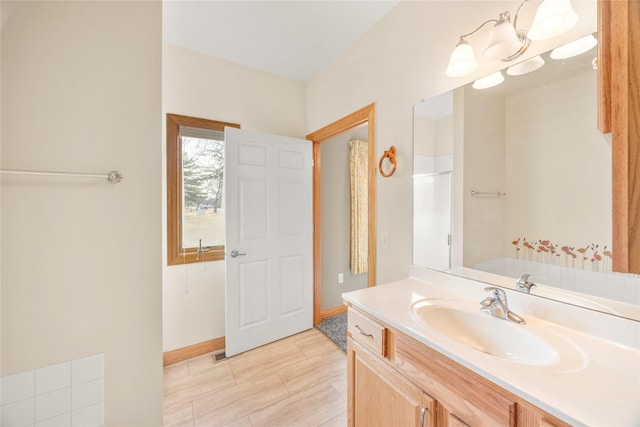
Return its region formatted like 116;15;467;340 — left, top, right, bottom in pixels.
445;39;479;77
472;71;505;89
550;34;598;60
529;0;579;41
507;55;545;76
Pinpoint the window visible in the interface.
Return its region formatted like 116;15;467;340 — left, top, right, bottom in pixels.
167;114;240;265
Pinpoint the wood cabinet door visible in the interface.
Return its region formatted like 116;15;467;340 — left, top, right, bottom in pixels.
349;338;434;427
435;405;471;427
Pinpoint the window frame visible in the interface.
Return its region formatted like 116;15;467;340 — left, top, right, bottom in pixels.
166;113;240;266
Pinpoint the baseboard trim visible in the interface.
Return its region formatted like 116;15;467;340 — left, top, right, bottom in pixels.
320;304;347;320
163;337;225;366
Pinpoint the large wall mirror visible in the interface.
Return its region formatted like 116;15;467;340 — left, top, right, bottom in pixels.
413;32;640;321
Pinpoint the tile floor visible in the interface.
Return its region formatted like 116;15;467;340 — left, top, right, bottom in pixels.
163;328;347;427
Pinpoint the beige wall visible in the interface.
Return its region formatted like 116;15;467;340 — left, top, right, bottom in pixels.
1;1;162;424
307;0;596;285
435;116;454;156
504;69;610;254
414;116;435;156
462;91;506;267
0;0;4;380
162;44;307;351
458;69;608;267
415;115;453;158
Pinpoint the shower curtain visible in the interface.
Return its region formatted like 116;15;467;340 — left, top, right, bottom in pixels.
349;139;368;274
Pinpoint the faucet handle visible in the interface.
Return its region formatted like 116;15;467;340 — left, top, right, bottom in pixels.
515;274;536;293
484;286;507;303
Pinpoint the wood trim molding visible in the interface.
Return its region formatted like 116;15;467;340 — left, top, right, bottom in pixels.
321;304;348;320
601;0;640;274
163;337;226;366
307;104;377;325
306;105;372;142
597;0;612;133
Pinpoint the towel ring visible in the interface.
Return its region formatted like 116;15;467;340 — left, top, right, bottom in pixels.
378;146;397;177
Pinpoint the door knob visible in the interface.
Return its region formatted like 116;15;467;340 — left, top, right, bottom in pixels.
230;249;246;258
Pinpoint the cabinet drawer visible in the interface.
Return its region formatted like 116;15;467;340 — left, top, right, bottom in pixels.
348;307;386;357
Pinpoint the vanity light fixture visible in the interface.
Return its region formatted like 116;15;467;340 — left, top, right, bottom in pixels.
472;71;505;89
507;55;545;76
550;33;598;60
528;0;579;41
445;0;579;78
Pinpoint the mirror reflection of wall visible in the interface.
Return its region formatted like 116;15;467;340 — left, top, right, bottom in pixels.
464;57;611;271
321;125;369;310
413;93;453;270
413;36;640;315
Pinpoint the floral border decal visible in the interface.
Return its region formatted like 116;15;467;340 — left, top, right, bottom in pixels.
511;238;613;272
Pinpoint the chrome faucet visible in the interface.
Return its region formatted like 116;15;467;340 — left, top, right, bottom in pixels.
480;287;526;325
515;274;536;294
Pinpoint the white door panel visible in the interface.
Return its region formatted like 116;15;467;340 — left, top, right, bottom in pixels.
225;127;313;356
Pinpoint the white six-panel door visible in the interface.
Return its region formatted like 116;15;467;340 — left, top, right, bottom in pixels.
224;127;313;356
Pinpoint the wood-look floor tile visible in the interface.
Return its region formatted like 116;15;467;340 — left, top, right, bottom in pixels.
192;374;289;427
253;328;318;354
293;330;343;357
327;371;348;401
318;411;347;427
277;347;346;394
223;416;252;427
229;340;307;384
163;402;194;427
164;362;237;411
188;352;216;375
164;360;190;383
164;328;349;427
248;381;346;427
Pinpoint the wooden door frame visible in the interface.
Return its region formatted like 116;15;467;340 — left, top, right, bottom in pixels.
306;103;377;325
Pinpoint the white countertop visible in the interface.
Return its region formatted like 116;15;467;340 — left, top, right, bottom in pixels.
342;269;640;426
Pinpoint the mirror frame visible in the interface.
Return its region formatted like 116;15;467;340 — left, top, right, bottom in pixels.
598;0;640;274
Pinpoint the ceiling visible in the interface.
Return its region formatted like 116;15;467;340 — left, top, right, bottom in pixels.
163;0;400;83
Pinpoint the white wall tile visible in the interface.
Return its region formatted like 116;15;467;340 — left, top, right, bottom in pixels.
604;274;625;302
413;155;434;174
624;276;640;305
590;273;608;298
1;371;34;405
434;154;453;172
35;412;71;427
520;260;536;276
71;379;103;410
36;363;71;395
1;397;35;426
71;403;103;427
71;355;103;386
561;267;576;291
35;388;71;422
574;270;591;295
1;354;105;427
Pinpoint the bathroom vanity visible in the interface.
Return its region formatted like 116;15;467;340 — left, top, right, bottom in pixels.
343;269;640;426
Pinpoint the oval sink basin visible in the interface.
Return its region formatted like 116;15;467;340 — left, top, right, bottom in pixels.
411;299;586;370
